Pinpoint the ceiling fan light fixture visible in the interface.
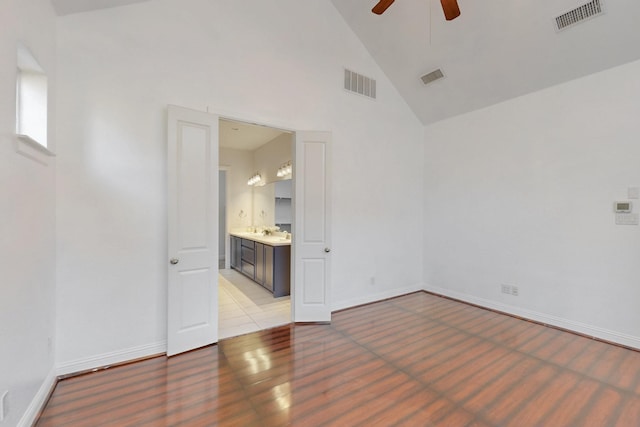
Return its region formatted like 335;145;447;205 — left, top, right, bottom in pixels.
440;0;461;21
372;0;395;15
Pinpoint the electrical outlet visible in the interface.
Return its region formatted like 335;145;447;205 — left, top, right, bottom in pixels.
501;284;511;294
369;276;376;286
511;286;519;296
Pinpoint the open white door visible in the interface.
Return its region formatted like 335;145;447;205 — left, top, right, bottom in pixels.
167;105;219;356
292;131;332;322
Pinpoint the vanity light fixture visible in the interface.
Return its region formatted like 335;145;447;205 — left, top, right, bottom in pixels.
247;173;262;186
276;161;292;178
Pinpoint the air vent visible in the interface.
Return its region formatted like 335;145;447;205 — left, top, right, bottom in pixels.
555;0;603;31
344;69;376;99
421;69;444;85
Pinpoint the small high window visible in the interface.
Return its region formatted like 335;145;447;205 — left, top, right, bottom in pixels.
16;43;48;149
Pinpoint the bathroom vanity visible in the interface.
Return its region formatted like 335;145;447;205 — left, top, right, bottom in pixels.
229;232;291;297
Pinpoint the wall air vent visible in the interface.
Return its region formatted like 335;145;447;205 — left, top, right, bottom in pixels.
344;68;376;99
555;0;603;31
421;69;444;85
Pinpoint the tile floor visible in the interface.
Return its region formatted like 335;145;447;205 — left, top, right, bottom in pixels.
218;267;291;339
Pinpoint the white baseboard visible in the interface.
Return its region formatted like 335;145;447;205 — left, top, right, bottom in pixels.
332;283;424;312
56;341;167;377
18;367;57;427
423;284;640;351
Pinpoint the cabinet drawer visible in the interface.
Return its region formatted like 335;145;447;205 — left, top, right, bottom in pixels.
241;260;255;278
241;238;254;248
241;246;255;264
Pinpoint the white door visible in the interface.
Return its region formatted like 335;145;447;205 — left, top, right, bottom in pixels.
167;105;219;356
292;131;332;322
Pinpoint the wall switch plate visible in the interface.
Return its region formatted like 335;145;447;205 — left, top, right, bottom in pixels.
616;213;639;225
629;187;640;199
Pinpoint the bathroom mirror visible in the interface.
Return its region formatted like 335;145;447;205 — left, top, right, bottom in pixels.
252;179;292;232
274;180;292;233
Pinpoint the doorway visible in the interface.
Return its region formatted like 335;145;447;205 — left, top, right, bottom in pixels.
217;118;293;339
167;105;332;355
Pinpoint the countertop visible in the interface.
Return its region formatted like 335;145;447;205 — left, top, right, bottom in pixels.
230;231;292;247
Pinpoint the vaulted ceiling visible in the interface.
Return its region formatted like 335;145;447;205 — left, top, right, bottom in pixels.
51;0;640;125
51;0;150;15
331;0;640;124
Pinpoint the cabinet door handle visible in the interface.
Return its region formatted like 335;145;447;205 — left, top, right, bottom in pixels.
324;248;331;253
170;258;179;265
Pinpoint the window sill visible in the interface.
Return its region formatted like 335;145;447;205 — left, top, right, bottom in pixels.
16;134;55;165
17;134;55;156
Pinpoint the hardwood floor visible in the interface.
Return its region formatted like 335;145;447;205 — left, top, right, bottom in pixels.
37;292;640;426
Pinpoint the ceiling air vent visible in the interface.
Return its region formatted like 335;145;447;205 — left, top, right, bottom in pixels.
555;0;603;31
344;69;376;99
421;69;444;85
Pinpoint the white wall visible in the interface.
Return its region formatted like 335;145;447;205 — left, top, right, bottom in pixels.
218;170;226;260
220;147;254;232
253;133;293;185
0;0;57;424
252;184;276;228
423;59;640;349
252;133;293;228
56;0;424;367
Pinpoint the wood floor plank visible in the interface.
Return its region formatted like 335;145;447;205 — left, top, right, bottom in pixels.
615;395;640;425
538;377;601;426
608;350;640;391
36;291;640;427
504;370;581;427
483;364;558;425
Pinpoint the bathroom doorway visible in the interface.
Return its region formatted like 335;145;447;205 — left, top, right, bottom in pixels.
218;118;293;339
167;106;331;355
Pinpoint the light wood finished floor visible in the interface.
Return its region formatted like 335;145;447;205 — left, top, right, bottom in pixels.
37;292;640;426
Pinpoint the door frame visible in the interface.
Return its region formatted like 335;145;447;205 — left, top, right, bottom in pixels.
219;166;231;270
168;108;331;353
215;112;330;323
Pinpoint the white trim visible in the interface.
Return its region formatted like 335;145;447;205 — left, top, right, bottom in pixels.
219;165;231;270
423;284;640;351
16;134;55;156
15;134;55;166
17;367;56;427
332;283;424;312
56;341;166;377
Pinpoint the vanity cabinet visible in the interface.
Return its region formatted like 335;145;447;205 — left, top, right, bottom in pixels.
230;236;242;270
258;243;290;297
264;245;274;292
231;235;290;297
255;242;265;285
240;238;256;279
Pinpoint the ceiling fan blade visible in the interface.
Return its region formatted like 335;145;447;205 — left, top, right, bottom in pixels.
440;0;461;20
372;0;395;15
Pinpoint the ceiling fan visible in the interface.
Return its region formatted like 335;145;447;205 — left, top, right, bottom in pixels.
372;0;461;21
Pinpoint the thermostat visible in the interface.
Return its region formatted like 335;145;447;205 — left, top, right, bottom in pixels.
614;201;632;213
